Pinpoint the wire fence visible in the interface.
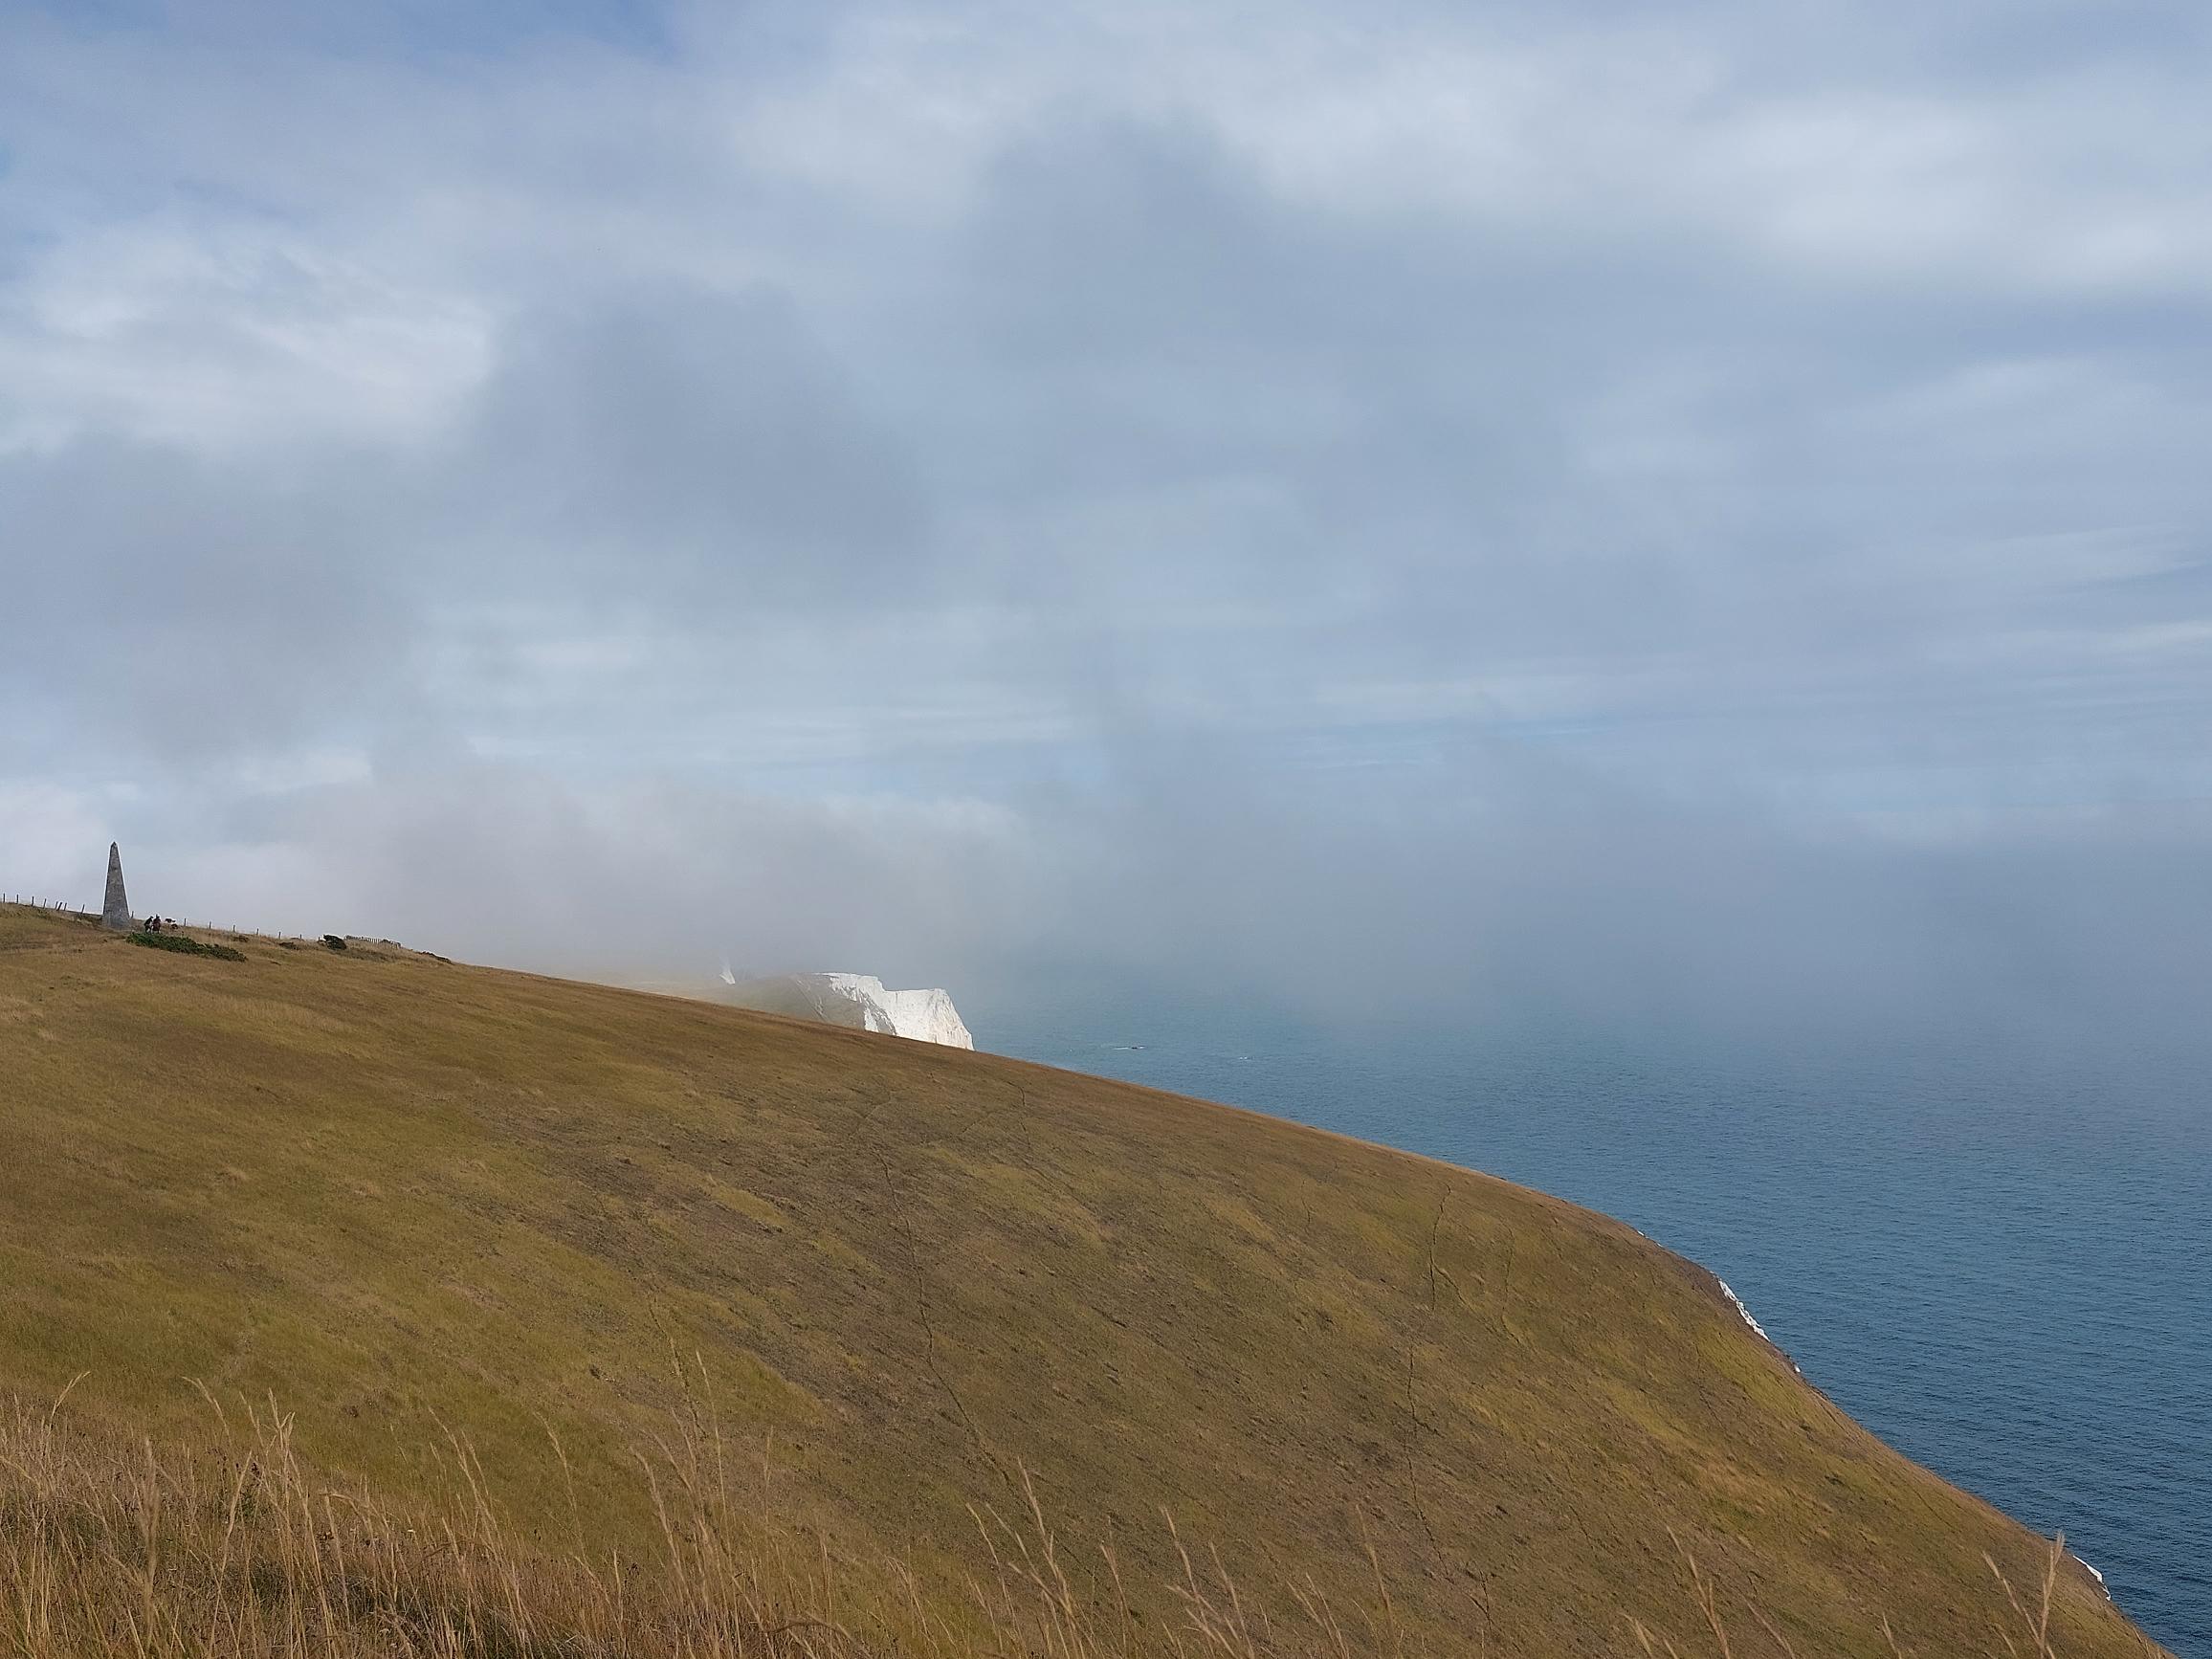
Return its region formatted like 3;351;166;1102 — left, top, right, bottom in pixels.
1;896;94;920
0;895;320;943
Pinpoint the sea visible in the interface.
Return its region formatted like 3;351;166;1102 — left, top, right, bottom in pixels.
980;988;2212;1656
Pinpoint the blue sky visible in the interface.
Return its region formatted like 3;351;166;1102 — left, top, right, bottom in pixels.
3;0;2210;1032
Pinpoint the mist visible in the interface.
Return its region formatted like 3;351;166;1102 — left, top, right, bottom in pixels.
6;0;2212;1052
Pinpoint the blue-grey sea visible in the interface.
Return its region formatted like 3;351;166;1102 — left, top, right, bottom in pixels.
981;991;2211;1656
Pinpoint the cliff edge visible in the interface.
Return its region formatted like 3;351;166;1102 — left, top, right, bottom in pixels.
0;902;2165;1658
714;969;975;1049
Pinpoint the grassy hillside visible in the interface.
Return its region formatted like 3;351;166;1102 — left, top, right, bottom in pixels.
0;904;2161;1656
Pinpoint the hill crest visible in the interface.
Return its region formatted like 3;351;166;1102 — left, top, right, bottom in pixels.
0;903;2164;1656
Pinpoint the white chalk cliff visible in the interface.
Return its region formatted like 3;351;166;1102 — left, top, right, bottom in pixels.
811;974;974;1049
714;969;974;1050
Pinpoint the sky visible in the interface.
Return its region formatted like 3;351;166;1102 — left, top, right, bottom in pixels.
4;0;2211;1039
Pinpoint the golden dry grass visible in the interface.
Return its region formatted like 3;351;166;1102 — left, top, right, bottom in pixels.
0;904;2169;1656
0;1387;2115;1659
7;1365;1469;1659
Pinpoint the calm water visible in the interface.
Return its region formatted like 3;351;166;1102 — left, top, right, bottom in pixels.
981;992;2212;1656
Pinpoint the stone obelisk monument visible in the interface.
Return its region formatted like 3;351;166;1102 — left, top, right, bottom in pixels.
100;843;133;932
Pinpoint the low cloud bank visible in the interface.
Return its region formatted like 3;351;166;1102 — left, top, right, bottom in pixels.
11;750;2207;1060
5;1;2211;1057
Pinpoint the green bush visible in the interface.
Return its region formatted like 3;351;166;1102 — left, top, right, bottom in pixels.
127;931;247;963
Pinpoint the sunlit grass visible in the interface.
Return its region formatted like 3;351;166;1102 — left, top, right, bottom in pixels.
0;902;2161;1656
0;1385;2118;1659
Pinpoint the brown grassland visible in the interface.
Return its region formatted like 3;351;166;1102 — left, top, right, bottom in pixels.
0;903;2168;1656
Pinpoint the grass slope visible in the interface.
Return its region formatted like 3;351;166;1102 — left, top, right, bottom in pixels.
0;905;2161;1656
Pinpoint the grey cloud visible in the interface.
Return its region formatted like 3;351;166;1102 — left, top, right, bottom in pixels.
0;277;938;774
0;436;419;764
454;286;931;606
161;758;1052;993
2;0;2211;1043
1009;730;2212;1051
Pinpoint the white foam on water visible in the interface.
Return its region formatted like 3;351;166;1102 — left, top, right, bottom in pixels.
1715;1276;1804;1376
1716;1276;1771;1340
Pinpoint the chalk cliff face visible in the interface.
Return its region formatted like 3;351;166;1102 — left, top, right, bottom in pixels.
812;974;974;1049
717;971;975;1050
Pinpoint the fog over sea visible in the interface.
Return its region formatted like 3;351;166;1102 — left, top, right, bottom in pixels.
984;988;2212;1656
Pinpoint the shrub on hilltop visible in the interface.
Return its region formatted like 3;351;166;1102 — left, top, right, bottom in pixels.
126;930;246;962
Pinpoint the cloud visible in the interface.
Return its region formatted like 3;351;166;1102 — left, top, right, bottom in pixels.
0;436;421;763
82;759;1051;994
2;0;2211;1040
453;286;932;607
